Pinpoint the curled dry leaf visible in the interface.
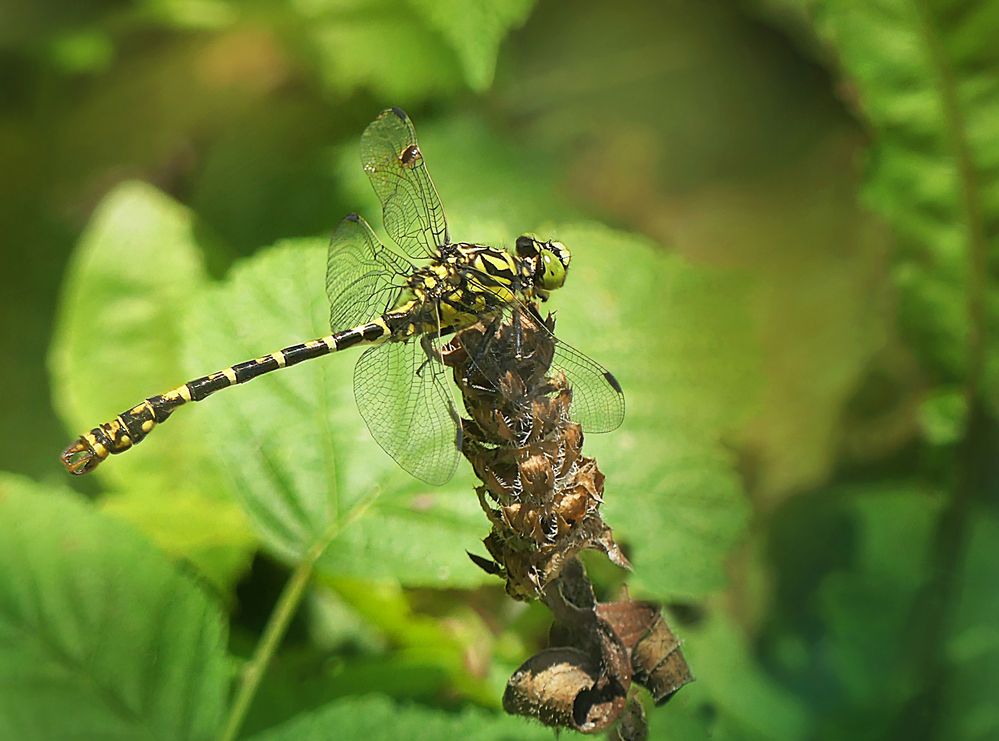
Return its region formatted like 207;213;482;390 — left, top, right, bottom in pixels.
505;559;692;734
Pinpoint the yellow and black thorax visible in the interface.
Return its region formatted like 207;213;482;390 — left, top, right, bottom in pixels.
382;243;534;340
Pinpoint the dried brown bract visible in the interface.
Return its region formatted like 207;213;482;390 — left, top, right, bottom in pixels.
444;310;692;736
443;309;628;601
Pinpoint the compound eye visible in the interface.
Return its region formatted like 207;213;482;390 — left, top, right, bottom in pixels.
540;250;567;290
516;236;535;256
547;240;571;268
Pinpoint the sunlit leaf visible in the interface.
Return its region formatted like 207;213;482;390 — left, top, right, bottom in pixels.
49;181;256;588
249;693;550;740
295;0;464;102
138;0;240;30
183;217;753;599
405;0;536;90
182;240;490;585
51;181;217;492
0;472;228;740
550;223;755;599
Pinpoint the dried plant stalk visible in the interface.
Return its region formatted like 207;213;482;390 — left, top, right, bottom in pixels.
443;309;628;600
444;310;693;737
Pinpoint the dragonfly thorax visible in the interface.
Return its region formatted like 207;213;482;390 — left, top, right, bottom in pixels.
385;243;531;340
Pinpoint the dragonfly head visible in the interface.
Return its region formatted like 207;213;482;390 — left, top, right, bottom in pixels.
516;236;571;297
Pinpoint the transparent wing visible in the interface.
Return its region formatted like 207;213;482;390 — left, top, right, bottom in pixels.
353;338;461;485
327;213;413;332
360;108;449;259
458;275;625;433
549;330;625;433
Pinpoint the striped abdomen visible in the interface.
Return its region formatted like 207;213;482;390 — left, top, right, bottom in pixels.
60;321;387;475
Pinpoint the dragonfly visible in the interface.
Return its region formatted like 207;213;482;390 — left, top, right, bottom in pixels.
61;108;625;485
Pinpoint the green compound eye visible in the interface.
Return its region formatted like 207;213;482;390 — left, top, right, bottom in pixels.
540;250;567;290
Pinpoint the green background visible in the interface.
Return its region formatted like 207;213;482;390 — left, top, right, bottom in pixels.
0;0;996;738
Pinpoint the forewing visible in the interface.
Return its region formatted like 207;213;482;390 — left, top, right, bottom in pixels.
549;334;626;433
360;108;449;259
327;213;413;331
353;339;461;485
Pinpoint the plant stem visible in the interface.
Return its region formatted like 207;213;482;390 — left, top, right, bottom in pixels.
219;495;378;741
219;554;316;741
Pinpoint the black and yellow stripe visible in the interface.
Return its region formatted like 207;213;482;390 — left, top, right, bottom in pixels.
60;321;389;475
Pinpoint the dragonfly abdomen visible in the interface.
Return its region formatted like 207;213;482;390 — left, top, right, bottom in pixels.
60;320;390;475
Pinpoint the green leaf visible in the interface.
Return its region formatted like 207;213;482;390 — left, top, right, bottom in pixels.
939;510;999;741
815;486;942;707
551;223;756;599
655;610;809;741
808;0;999;409
0;472;228;740
249;693;551;740
45;28;114;73
50;180;218;494
49;181;256;590
763;482;997;740
294;0;464;102
405;0;536;90
99;489;256;593
765;482;945;738
183;226;753;597
917;385;967;446
325;578;499;705
182;240;491;586
137;0;240;30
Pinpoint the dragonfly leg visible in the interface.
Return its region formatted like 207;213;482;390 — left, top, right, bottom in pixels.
512;307;523;359
417;333;440;377
465;314;504;376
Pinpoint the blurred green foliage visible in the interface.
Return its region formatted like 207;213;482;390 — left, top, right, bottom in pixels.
0;473;229;740
0;0;995;739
